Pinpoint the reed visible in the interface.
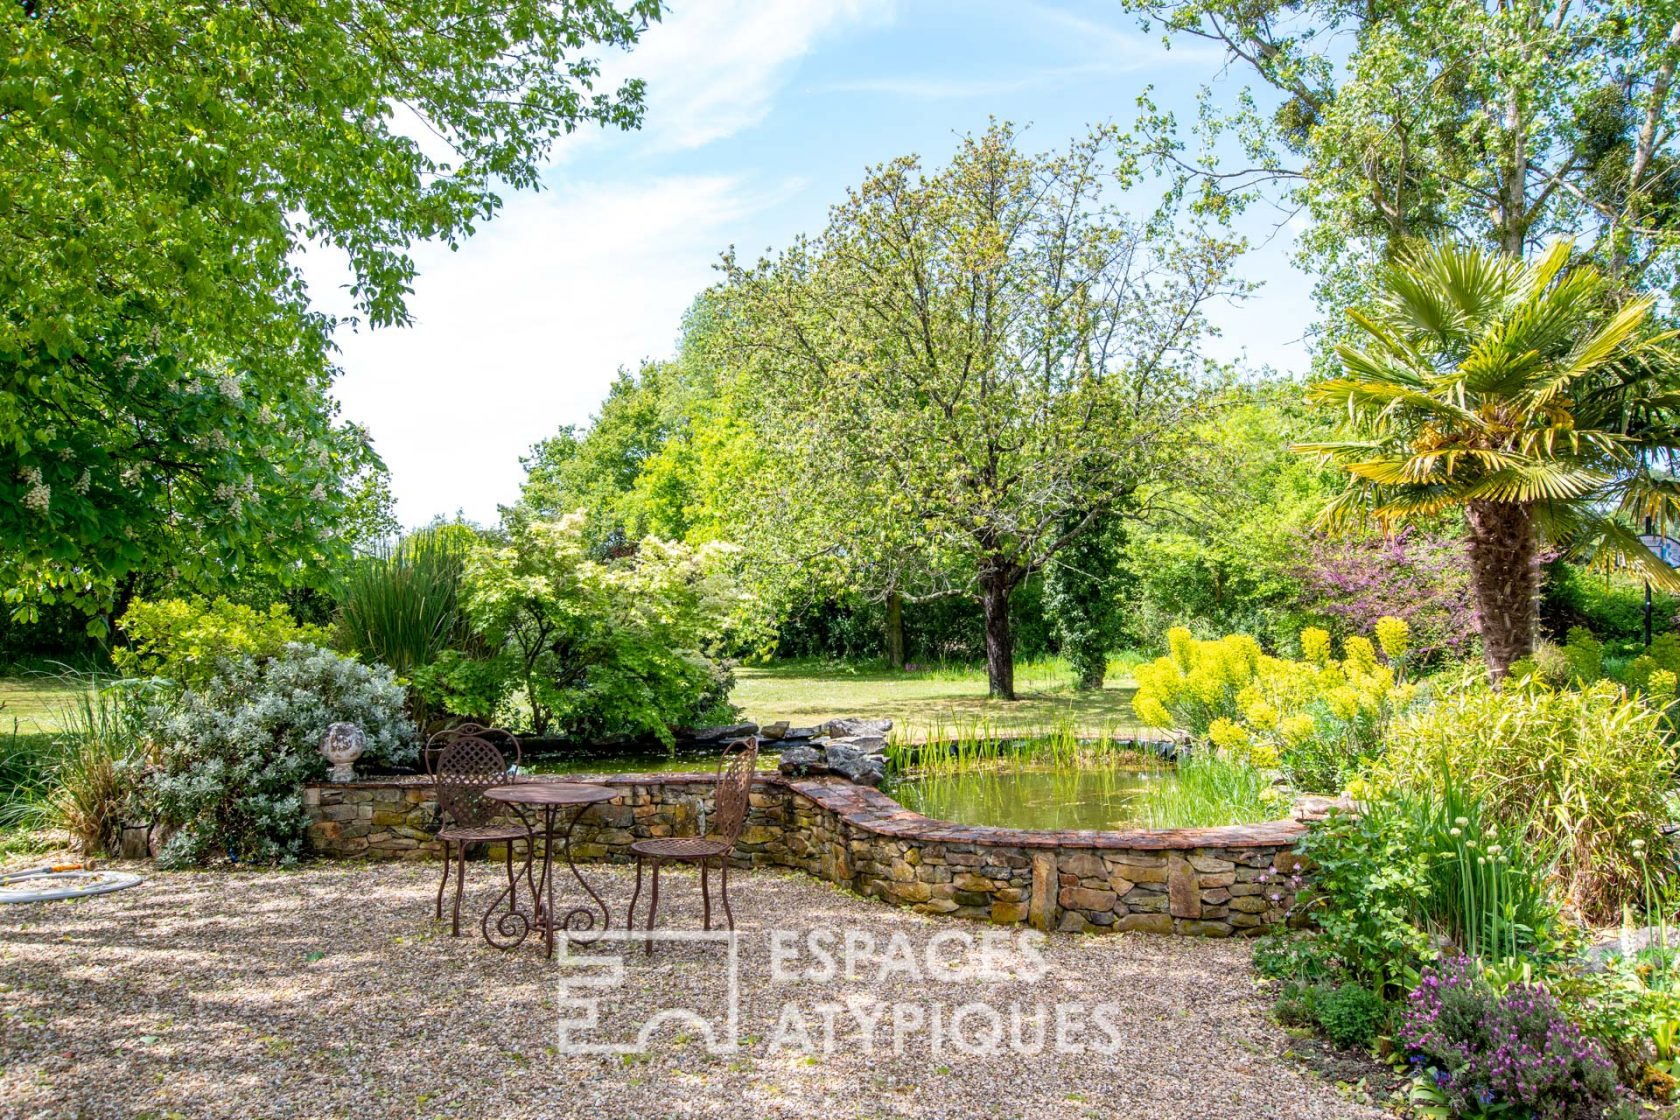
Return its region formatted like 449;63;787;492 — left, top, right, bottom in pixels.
335;529;470;679
45;674;152;855
1134;749;1281;828
886;719;1166;778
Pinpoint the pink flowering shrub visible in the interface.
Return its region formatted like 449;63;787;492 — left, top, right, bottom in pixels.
1293;529;1477;663
1401;957;1630;1120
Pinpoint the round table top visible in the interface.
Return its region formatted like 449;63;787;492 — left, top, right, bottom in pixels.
484;782;619;807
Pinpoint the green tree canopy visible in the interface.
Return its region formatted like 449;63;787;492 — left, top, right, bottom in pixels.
1;0;657;624
718;123;1242;698
1126;0;1680;314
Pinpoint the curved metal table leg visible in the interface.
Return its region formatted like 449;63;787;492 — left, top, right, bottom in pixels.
478;793;613;958
561;801;612;948
481;809;537;951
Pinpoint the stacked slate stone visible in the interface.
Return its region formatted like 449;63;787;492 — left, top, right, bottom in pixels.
774;717;891;787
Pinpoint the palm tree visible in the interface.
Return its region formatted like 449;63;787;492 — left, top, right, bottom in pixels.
1297;239;1680;680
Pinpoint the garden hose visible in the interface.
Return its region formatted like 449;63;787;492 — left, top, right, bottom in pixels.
0;861;143;903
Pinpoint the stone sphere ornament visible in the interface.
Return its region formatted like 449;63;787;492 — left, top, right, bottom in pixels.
320;722;367;783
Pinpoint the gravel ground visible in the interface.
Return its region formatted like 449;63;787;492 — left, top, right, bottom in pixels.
0;861;1389;1120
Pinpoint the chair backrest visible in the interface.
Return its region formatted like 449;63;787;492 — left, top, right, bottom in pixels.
425;722;521;776
711;737;759;846
432;735;512;830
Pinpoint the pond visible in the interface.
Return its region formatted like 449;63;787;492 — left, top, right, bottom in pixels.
522;738;1185;831
886;761;1177;831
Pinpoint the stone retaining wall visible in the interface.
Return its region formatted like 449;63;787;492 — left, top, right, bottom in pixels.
303;773;1308;937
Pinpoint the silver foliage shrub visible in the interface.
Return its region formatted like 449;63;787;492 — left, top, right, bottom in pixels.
148;643;416;866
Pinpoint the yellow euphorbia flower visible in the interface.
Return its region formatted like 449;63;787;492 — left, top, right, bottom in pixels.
1207;717;1249;750
1280;713;1316;745
1326;686;1361;720
1374;616;1410;661
1343;635;1378;672
1243;698;1280;731
1300;627;1331;666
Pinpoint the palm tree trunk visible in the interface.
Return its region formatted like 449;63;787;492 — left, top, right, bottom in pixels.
1464;500;1538;682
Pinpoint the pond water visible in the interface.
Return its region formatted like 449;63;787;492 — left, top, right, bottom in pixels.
887;762;1177;831
522;745;1179;832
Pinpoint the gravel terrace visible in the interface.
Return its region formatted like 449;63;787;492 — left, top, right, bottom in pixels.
0;861;1387;1120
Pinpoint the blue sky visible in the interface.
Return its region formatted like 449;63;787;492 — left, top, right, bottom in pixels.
309;0;1314;527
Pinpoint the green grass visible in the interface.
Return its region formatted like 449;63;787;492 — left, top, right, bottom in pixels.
0;673;92;734
1135;750;1286;828
0;671;103;843
730;654;1153;738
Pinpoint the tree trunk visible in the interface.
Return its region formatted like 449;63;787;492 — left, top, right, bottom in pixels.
980;569;1016;700
884;591;906;670
1464;500;1538;682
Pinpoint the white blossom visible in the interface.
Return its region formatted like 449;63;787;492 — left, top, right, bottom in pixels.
18;466;49;514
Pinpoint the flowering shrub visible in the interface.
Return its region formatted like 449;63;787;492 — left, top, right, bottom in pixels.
1402;957;1630;1120
115;597;331;688
146;644;415;866
1131;621;1424;791
1293;528;1478;662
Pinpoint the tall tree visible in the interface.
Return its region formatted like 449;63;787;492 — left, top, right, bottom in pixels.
2;0;658;623
1043;513;1128;691
719;124;1239;698
1298;239;1680;679
1125;0;1680;311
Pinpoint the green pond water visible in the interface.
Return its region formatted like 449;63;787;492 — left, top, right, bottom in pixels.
524;748;1178;832
886;764;1177;831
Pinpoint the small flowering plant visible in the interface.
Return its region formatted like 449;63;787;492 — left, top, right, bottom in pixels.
1401;957;1632;1120
1131;619;1425;792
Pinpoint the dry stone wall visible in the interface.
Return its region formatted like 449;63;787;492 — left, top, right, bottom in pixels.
303;773;1308;937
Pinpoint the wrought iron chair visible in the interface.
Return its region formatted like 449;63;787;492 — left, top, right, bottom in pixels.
626;736;759;952
425;724;528;936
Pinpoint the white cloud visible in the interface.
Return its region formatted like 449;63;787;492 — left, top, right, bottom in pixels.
315;175;793;526
596;0;896;151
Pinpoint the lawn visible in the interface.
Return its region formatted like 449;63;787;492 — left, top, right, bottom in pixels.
0;656;1155;744
0;674;84;735
730;656;1154;739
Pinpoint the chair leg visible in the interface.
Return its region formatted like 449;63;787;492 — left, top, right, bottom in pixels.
627;855;644;935
502;840;516;904
645;860;661;955
700;859;712;931
435;839;451;920
452;840;468;937
720;857;734;932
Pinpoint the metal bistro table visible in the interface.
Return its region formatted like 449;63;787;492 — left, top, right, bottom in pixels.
482;782;618;958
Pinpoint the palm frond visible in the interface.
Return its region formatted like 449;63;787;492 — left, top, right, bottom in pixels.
1510;239;1574;303
1370;487;1466;523
1316;484;1379;532
1529;296;1656;407
1614;472;1680;529
1458;463;1608;503
1572;516;1680;593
